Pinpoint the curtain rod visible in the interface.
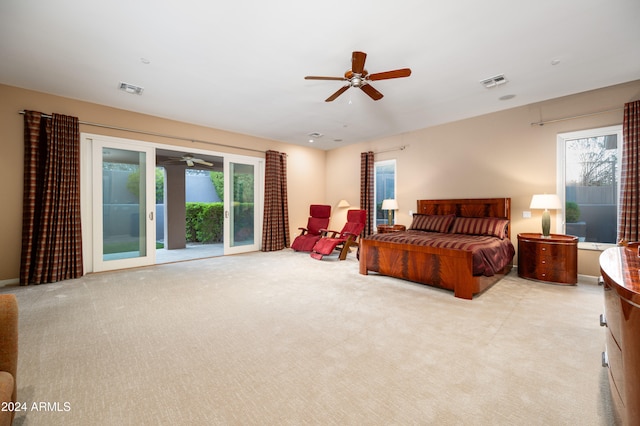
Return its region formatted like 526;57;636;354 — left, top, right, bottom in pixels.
18;110;266;154
375;145;408;154
530;107;623;127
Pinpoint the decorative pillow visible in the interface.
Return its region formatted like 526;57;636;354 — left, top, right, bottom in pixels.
409;214;456;233
449;217;510;239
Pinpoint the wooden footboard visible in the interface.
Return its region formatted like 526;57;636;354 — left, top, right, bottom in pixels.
359;239;511;299
359;197;513;300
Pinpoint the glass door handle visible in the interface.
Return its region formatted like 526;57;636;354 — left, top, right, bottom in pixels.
149;212;154;221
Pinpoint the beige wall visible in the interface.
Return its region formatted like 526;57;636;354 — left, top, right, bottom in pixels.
326;80;640;277
0;84;326;281
2;80;640;281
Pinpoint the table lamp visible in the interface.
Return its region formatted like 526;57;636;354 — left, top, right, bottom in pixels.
381;199;399;225
530;194;562;238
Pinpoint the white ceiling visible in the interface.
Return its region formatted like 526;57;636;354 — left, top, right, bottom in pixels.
1;0;639;150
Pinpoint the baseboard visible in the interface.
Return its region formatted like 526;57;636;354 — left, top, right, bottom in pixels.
578;274;600;285
0;278;19;288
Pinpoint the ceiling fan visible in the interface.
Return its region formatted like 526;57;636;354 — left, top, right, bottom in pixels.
164;154;213;167
305;51;411;102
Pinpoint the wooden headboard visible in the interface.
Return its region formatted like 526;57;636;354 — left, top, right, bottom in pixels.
416;198;512;239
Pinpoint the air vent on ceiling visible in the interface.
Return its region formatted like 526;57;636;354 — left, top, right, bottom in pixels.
480;74;507;89
119;82;144;95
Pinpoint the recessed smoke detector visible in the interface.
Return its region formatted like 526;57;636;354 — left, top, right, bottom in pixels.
480;74;507;89
119;82;144;95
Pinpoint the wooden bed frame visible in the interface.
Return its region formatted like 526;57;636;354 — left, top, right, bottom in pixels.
359;198;513;300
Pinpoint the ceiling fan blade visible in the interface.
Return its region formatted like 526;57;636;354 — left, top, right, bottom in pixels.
193;159;213;166
360;84;384;101
352;51;367;75
368;68;412;81
325;85;350;102
305;76;345;81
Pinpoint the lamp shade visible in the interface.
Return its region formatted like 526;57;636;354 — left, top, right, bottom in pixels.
381;199;399;210
337;199;350;208
529;194;562;210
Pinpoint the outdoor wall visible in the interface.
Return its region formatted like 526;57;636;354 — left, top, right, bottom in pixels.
0;84;326;281
325;80;640;278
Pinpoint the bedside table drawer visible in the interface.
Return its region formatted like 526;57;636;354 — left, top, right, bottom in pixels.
537;243;566;258
377;224;406;234
534;264;573;283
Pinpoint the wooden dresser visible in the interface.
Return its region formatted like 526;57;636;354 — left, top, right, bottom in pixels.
600;246;640;425
517;233;578;285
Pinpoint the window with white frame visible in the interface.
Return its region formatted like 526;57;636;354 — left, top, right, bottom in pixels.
374;159;396;226
557;125;622;249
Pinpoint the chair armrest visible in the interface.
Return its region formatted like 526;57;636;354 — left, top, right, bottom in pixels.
0;372;15;426
0;294;18;424
342;232;360;239
319;229;340;238
0;295;18;381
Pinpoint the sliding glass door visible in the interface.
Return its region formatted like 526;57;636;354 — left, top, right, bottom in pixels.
92;138;156;272
224;157;262;254
82;134;264;270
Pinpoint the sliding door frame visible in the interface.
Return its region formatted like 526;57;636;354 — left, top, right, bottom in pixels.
81;133;264;273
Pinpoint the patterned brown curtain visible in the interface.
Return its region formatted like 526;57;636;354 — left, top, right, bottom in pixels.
262;150;290;251
618;100;640;242
360;151;375;237
20;111;83;285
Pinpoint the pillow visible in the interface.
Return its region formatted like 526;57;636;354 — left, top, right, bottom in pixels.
449;217;510;239
409;214;456;233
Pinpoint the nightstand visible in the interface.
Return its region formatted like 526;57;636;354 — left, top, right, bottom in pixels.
377;224;406;234
517;233;578;285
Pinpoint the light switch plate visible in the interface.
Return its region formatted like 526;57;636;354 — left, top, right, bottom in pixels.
523;211;531;218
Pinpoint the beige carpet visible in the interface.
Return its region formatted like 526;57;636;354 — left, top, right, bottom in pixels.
1;250;617;425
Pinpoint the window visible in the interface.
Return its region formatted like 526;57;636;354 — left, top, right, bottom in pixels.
374;159;396;225
557;125;622;249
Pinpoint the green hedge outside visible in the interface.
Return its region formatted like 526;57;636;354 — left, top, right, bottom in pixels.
185;202;254;243
186;202;224;243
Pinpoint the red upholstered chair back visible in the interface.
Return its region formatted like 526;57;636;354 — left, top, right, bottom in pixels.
310;204;331;218
307;204;331;235
340;209;366;238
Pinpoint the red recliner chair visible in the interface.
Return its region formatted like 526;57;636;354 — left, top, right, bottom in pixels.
290;204;332;252
310;209;366;260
